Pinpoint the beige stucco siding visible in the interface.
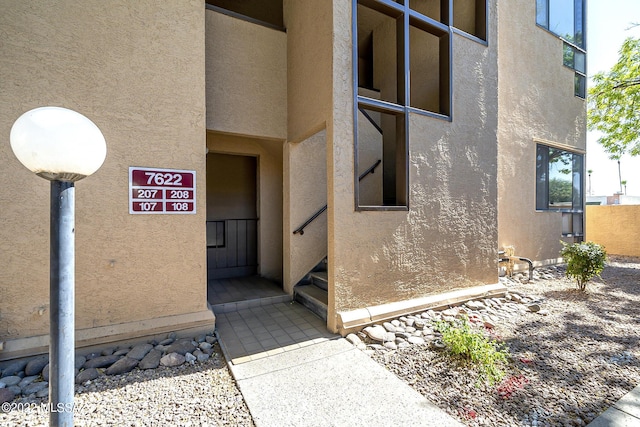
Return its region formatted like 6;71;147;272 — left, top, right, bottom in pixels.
328;0;499;328
0;0;208;346
205;9;287;140
284;0;333;142
497;0;586;263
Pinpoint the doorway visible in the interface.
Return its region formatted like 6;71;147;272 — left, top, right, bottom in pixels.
206;153;258;279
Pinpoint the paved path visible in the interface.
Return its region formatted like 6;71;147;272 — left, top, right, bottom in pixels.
216;302;462;427
587;385;640;427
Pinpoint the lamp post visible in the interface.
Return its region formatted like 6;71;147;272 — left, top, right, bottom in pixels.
10;106;106;427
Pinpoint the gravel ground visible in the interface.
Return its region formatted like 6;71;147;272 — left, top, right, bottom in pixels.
373;256;640;427
0;344;254;426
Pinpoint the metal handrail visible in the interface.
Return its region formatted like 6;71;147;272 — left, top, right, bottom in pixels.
293;160;381;235
358;107;383;134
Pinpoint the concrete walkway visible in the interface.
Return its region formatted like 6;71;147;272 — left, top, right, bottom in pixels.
215;301;462;427
587;385;640;427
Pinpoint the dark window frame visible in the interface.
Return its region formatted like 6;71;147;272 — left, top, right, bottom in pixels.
536;0;587;98
535;144;585;237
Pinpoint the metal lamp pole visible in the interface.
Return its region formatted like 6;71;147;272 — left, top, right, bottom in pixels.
10;106;106;427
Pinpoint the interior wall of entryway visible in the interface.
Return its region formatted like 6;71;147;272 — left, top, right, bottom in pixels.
206;131;284;283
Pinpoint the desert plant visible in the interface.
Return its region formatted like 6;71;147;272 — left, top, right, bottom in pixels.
434;317;509;385
560;241;607;291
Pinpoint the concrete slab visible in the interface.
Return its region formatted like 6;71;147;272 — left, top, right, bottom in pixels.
587;385;640;426
232;338;463;427
587;407;640;427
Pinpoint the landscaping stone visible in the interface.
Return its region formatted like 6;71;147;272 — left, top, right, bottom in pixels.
160;352;185;367
84;354;121;369
24;356;48;376
0;388;15;405
0;360;27;378
127;343;153;360
139;349;163;370
106;357;139;375
0;376;21;387
164;339;196;356
21;382;47;396
76;368;100;384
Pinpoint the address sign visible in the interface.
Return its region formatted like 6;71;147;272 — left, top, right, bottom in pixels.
129;167;196;214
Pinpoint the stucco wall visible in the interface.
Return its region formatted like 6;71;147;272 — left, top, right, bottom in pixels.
0;1;208;348
586;205;640;257
283;130;328;293
328;0;499;330
205;9;287;140
206;132;283;282
284;0;333;142
497;0;586;263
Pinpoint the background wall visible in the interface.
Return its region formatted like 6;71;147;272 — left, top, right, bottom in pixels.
586;205;640;257
0;0;208;349
205;9;287;140
497;0;587;263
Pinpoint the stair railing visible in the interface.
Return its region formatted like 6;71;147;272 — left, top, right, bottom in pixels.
293;159;381;235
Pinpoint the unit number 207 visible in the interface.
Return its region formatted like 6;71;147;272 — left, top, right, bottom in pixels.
145;172;183;186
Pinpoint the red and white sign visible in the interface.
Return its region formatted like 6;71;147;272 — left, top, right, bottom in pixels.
129;167;196;214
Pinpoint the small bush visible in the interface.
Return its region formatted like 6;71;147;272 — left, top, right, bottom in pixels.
434;317;509;385
560;241;607;291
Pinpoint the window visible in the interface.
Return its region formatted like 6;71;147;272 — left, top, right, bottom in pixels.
354;0;453;208
536;0;586;98
536;145;584;237
563;43;586;98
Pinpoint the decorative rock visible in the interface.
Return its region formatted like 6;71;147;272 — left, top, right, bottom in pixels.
431;339;446;349
484;320;496;329
0;381;4;388
75;356;87;370
205;335;217;344
106;357;140;375
511;293;523;303
42;364;50;381
528;304;541;313
195;334;206;343
113;349;130;357
36;387;49;398
22;381;48;396
7;385;21;396
160;352;185;367
168;332;177;340
1;360;28;378
127;343;154;361
84;354;121;369
345;333;362;346
383;341;397;350
384;332;396;343
382;322;396;332
18;375;39;388
193;349;210;363
85;352;101;360
76;368;100;384
364;325;387;342
139;349;163;370
0;387;15;404
101;347;115;356
158;338;174;346
414;320;426;330
538;309;550;316
185;353;197;364
25;355;49;376
198;342;213;351
0;376;21;387
405;318;415;327
391;319;401;327
407;336;426;345
165;339;197;356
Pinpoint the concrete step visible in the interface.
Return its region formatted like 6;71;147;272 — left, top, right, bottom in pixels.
309;271;328;291
294;284;327;321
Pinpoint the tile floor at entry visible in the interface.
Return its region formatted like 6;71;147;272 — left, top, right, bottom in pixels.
215;301;338;365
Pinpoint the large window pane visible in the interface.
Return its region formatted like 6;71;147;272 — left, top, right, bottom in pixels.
549;0;575;42
548;148;573;209
536;0;548;27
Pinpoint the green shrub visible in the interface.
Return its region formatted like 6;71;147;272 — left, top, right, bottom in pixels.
560;241;607;291
434;317;509;385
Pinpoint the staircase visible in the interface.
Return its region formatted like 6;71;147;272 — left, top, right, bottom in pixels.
294;259;328;321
